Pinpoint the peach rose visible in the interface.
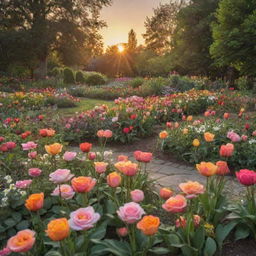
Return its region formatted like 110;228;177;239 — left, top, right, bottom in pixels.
107;172;122;187
196;162;217;177
162;195;187;213
7;229;35;253
51;185;75;200
204;132;215;142
179;181;205;196
71;176;96;193
46;218;70;241
45;143;63;155
25;193;44;211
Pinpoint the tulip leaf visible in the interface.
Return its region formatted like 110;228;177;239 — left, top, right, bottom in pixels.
215;221;237;247
89;221;108;240
149;247;171;255
192;226;205;250
16;220;30;230
235;225;250;241
203;237;217;256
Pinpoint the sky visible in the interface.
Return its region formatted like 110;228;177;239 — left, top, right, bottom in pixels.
100;0;170;48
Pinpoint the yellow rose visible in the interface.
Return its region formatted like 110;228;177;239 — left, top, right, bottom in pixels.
193;139;200;147
45;143;63;155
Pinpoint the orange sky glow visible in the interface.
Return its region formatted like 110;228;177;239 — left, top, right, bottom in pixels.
101;0;170;47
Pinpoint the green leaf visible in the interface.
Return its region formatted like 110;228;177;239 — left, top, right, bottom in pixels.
192;226;205;250
215;221;237;247
45;251;63;256
16;220;30;230
235;225;250;241
89;222;108;240
204;237;217;256
149;247;171;255
11;212;22;222
4;218;16;228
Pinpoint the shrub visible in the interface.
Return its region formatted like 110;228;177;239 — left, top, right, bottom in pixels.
63;67;75;84
130;77;144;88
49;67;63;78
168;75;196;92
45;96;77;108
142;77;167;95
75;71;85;84
86;72;106;86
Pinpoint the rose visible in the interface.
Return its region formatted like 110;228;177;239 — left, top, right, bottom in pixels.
6;142;16;150
114;161;138;176
25;193;44;211
46;218;70;241
15;180;32;189
134;151;153;163
192;139;200;147
97;130;104;137
68;207;100;231
204;132;215;142
79;142;92;153
28;151;37;159
103;130;113;138
0;247;11;256
28;168;42;177
88;152;96;160
51;185;75;200
117;202;145;224
159;188;173;199
137;215;160;236
63;152;77;161
7;230;35;253
162;195;187;213
159;131;168;139
130;189;144;203
45;143;63;155
179;181;205;196
107;172;122;187
71;176;96;193
216;161;230;175
116;227;128;237
196;162;217;177
223;113;230;119
94;162;108;174
22;141;37;151
49;169;74;184
236;169;256;186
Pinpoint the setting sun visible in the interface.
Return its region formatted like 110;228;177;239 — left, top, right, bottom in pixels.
117;44;125;53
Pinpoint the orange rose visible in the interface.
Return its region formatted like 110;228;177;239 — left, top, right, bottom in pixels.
204;132;215;142
159;131;168;139
162;195;187;213
137;215;160;235
196;162;217;177
159;188;173;200
79;142;92;153
193;139;200;147
7;229;35;253
45;143;63;155
46;218;70;241
25;193;44;211
179;181;205;195
187;115;193;121
216;161;230;175
107;172;122;187
71;176;96;193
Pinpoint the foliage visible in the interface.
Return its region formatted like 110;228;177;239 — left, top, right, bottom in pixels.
63;68;75;85
210;0;256;76
130;77;144;88
86;73;107;86
75;71;86;84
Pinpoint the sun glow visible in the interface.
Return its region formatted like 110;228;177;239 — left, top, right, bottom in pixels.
117;44;125;53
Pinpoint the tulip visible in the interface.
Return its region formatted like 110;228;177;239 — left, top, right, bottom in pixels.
196;162;217;177
107;172;122;187
219;143;234;157
159;188;173;199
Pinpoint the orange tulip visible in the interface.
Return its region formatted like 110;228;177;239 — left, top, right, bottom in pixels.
179;181;205;195
7;229;35;253
46;218;70;241
114;161;138;176
79;142;92;153
137;215;160;235
187;115;193;121
162;195;187;213
107;172;122;187
204;132;215;142
196;162;217;177
45;143;63;155
216;161;230;175
71;176;96;193
219;143;234;157
159;131;168;139
25;193;44;211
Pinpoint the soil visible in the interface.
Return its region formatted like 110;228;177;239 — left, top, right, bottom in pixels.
222;239;256;256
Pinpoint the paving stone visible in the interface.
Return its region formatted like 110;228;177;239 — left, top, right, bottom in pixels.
153;159;166;165
148;172;166;181
157;166;193;176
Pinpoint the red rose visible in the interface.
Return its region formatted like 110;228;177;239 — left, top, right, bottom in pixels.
123;128;130;134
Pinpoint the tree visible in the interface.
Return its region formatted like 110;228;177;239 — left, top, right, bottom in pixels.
0;0;111;78
171;0;220;76
143;0;186;55
210;0;256;77
128;29;137;51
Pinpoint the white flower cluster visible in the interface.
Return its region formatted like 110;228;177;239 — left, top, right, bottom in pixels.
248;139;256;144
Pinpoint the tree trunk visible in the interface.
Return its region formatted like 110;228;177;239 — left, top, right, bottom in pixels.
34;57;47;80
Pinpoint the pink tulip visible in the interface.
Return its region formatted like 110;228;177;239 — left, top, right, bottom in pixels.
68;207;100;231
28;168;42;177
94;162;108;174
236;169;256;186
49;169;74;184
63;152;77;161
130;189;144;203
117;227;128;237
88;152;96;160
28;151;37;159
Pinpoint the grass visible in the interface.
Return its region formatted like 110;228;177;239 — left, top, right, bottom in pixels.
56;98;114;116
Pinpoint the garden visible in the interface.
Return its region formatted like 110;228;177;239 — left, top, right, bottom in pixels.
1;0;256;255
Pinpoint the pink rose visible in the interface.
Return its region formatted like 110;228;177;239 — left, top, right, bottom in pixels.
88;152;96;160
15;180;32;189
51;185;75;200
49;169;74;184
0;247;11;256
252;131;256;136
227;131;241;142
241;135;248;141
103;130;113;138
117;202;145;224
94;162;108;174
6;142;16;150
117;227;128;237
28;151;37;159
28;168;42;177
97;130;104;138
130;189;144;203
63;152;77;161
22;141;37;151
68;207;100;231
65;123;71;129
0;136;5;143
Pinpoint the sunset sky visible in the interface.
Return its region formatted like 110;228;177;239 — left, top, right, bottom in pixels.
101;0;170;47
